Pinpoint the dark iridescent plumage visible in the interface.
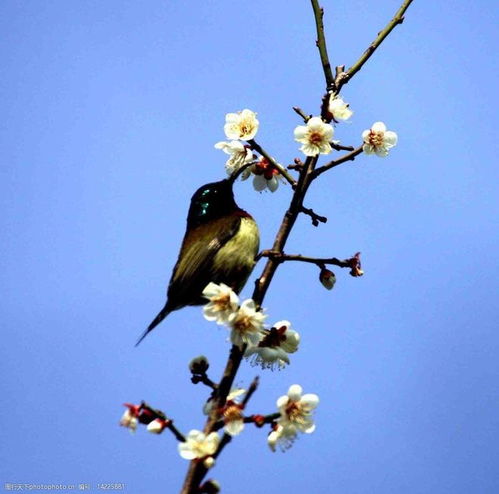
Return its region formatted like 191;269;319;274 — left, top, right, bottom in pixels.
136;178;259;345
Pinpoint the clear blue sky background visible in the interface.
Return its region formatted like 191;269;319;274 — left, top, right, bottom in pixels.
2;1;498;493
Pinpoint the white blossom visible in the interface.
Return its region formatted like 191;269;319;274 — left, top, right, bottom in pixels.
228;299;267;347
222;403;245;436
251;157;282;193
267;423;298;452
202;282;239;325
245;320;300;370
362;121;398;157
253;174;279;193
224;109;259;140
328;94;353;121
294;116;334;156
178;430;220;460
276;384;319;434
267;384;319;452
214;140;254;177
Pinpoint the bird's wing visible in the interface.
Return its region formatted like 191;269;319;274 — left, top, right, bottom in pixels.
166;214;242;308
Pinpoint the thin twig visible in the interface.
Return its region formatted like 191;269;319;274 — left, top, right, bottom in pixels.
260;252;358;270
335;0;414;92
137;403;186;442
293;106;311;122
244;412;280;425
165;420;187;443
300;206;328;226
247;139;297;187
310;0;334;89
331;142;355;152
213;433;232;459
312;145;363;179
191;373;217;390
242;376;260;408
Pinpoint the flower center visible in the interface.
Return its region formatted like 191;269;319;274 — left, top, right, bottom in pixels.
213;293;230;311
235;315;253;333
259;325;287;348
285;401;305;423
239;119;254;137
223;405;242;423
308;131;324;145
368;130;384;147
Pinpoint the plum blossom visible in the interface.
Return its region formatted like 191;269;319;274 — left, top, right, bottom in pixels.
228;299;267;347
222;403;245;436
251;157;281;193
245;320;300;370
328;94;353;121
277;384;319;433
362;122;398;157
267;423;298;452
268;384;319;451
294;117;334;156
178;430;220;460
224;109;259;140
202;282;239;325
214;140;254;177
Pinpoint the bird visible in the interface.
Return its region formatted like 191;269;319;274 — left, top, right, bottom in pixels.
136;166;260;345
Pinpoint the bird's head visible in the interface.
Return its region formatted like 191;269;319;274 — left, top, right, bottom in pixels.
187;164;254;228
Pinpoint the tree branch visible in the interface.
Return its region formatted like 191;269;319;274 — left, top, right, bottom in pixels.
179;1;413;491
331;142;355;152
335;0;414;92
260;252;361;271
312;145;363;179
247;139;297;187
293;106;311;122
300;206;328;226
310;0;334;90
242;376;260;408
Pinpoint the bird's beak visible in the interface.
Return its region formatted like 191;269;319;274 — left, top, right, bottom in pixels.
228;162;255;184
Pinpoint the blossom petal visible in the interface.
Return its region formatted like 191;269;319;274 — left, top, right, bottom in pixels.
253;175;267;192
301;393;320;409
293;125;308;140
287;384;303;401
384;131;398;146
371;121;387;132
267;176;279;192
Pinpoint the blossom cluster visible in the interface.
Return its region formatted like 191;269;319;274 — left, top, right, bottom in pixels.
215;101;397;194
202;282;300;371
215;109;283;193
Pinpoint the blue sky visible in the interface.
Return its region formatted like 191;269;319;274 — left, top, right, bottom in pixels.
1;1;498;493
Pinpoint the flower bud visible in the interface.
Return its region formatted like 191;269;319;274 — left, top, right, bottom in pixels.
147;418;167;434
203;456;216;469
200;479;221;494
189;355;210;374
319;268;336;290
252;414;266;427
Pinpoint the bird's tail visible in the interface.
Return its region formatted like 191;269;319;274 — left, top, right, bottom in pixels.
135;305;172;346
